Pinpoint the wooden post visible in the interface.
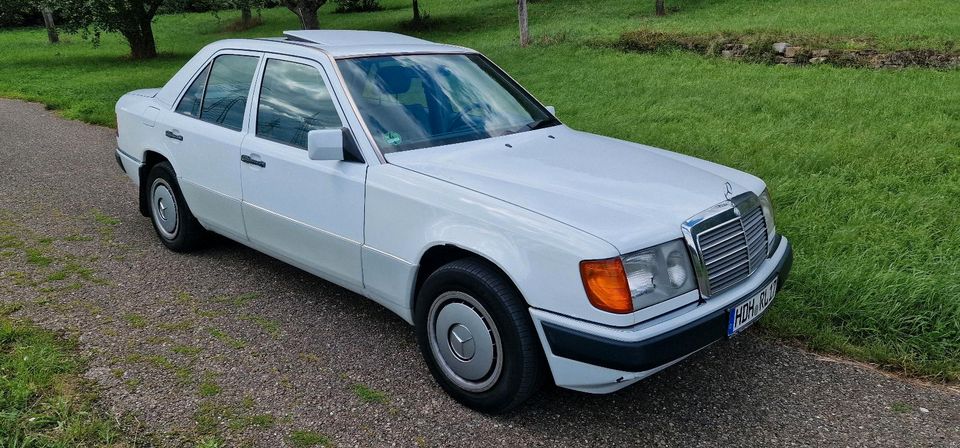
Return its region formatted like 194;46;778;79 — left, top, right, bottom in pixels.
518;0;529;47
41;7;59;44
655;0;666;16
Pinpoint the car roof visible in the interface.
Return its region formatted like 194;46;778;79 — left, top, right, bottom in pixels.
264;30;475;58
153;31;475;107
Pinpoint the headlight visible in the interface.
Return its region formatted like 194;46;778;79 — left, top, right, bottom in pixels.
580;239;697;314
622;239;697;310
758;188;777;245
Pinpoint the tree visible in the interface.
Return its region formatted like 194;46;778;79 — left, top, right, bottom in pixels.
59;0;165;59
39;5;58;43
229;0;262;23
517;0;529;47
655;0;665;16
411;0;421;23
281;0;325;29
0;0;42;28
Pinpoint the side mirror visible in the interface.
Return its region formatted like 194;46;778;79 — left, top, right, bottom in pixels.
545;105;556;115
307;128;344;161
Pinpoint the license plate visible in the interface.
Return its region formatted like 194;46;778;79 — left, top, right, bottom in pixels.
727;277;778;336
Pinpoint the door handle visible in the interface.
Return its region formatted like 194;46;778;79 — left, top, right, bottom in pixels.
165;130;183;141
240;154;266;168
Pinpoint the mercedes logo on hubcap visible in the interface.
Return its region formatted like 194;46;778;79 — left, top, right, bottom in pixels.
448;324;476;361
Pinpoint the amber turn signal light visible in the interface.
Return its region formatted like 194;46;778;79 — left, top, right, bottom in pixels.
580;258;633;314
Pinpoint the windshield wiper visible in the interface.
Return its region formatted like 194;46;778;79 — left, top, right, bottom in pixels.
525;117;561;131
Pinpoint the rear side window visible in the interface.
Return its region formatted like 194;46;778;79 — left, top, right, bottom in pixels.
256;59;342;149
175;64;210;117
199;55;260;131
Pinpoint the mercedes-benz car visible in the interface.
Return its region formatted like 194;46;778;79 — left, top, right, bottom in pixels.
114;30;793;413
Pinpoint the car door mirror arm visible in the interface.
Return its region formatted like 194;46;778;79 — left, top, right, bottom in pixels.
342;128;364;163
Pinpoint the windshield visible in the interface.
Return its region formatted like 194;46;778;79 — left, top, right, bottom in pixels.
337;53;558;153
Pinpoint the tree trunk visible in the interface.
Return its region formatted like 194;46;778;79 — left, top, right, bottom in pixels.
139;18;157;58
41;7;59;43
124;15;158;59
412;0;421;23
118;0;160;59
517;0;529;47
292;5;320;29
241;7;252;23
655;0;666;16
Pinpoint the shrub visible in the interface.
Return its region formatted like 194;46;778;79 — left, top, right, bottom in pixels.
334;0;382;13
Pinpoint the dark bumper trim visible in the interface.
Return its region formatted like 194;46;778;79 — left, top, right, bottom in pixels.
115;151;126;173
542;239;793;372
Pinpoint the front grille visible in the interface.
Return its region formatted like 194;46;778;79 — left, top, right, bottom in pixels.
695;204;768;295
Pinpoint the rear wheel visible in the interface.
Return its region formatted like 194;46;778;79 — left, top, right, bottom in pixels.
415;258;544;413
146;162;204;252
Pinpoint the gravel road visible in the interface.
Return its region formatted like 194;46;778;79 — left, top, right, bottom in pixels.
0;98;957;447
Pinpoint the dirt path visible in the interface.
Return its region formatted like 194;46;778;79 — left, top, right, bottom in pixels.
0;99;957;447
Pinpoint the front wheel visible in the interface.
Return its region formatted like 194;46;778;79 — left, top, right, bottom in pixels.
415;258;545;413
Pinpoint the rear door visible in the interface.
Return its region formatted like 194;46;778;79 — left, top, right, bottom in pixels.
239;54;367;290
163;51;262;240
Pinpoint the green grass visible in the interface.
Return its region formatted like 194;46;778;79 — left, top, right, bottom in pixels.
207;328;246;350
241;313;281;338
198;379;222;397
290;430;331;447
633;0;960;49
123;313;147;328
890;402;912;413
351;383;388;404
0;316;136;446
92;210;121;227
196;437;223;448
0;0;957;380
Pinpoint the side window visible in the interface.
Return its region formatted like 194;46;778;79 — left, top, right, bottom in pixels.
175;64;210;117
256;59;343;149
200;54;260;131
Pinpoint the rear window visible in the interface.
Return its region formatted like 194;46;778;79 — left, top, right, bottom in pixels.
175;64;210;118
200;55;260;131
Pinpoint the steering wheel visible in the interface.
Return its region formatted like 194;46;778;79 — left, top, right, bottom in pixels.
444;102;488;132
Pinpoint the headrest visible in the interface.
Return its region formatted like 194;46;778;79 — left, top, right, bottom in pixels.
375;65;418;95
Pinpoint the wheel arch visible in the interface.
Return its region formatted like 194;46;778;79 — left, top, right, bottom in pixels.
411;243;528;316
138;149;171;217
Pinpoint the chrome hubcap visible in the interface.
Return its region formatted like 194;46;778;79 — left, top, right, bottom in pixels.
151;178;178;239
428;291;502;392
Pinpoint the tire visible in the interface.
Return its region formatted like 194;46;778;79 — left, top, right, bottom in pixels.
415;257;545;414
145;161;204;252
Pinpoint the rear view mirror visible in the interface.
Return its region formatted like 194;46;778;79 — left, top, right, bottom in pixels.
545;105;556;115
307;129;344;161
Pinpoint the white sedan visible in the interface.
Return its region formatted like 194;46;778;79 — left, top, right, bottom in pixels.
115;30;793;413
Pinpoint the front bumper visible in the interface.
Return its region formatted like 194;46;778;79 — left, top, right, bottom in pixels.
530;236;792;393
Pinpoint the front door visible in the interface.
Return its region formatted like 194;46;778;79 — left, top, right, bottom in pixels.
239;55;366;290
164;51;262;239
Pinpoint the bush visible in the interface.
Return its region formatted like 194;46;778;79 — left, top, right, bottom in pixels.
0;0;44;28
159;0;223;14
334;0;382;13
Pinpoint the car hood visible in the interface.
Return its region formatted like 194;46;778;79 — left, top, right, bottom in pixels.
385;126;765;252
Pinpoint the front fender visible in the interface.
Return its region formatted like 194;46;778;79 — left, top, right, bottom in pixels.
363;164;642;327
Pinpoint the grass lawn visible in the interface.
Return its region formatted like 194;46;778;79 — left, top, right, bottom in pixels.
0;306;136;446
0;0;957;380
